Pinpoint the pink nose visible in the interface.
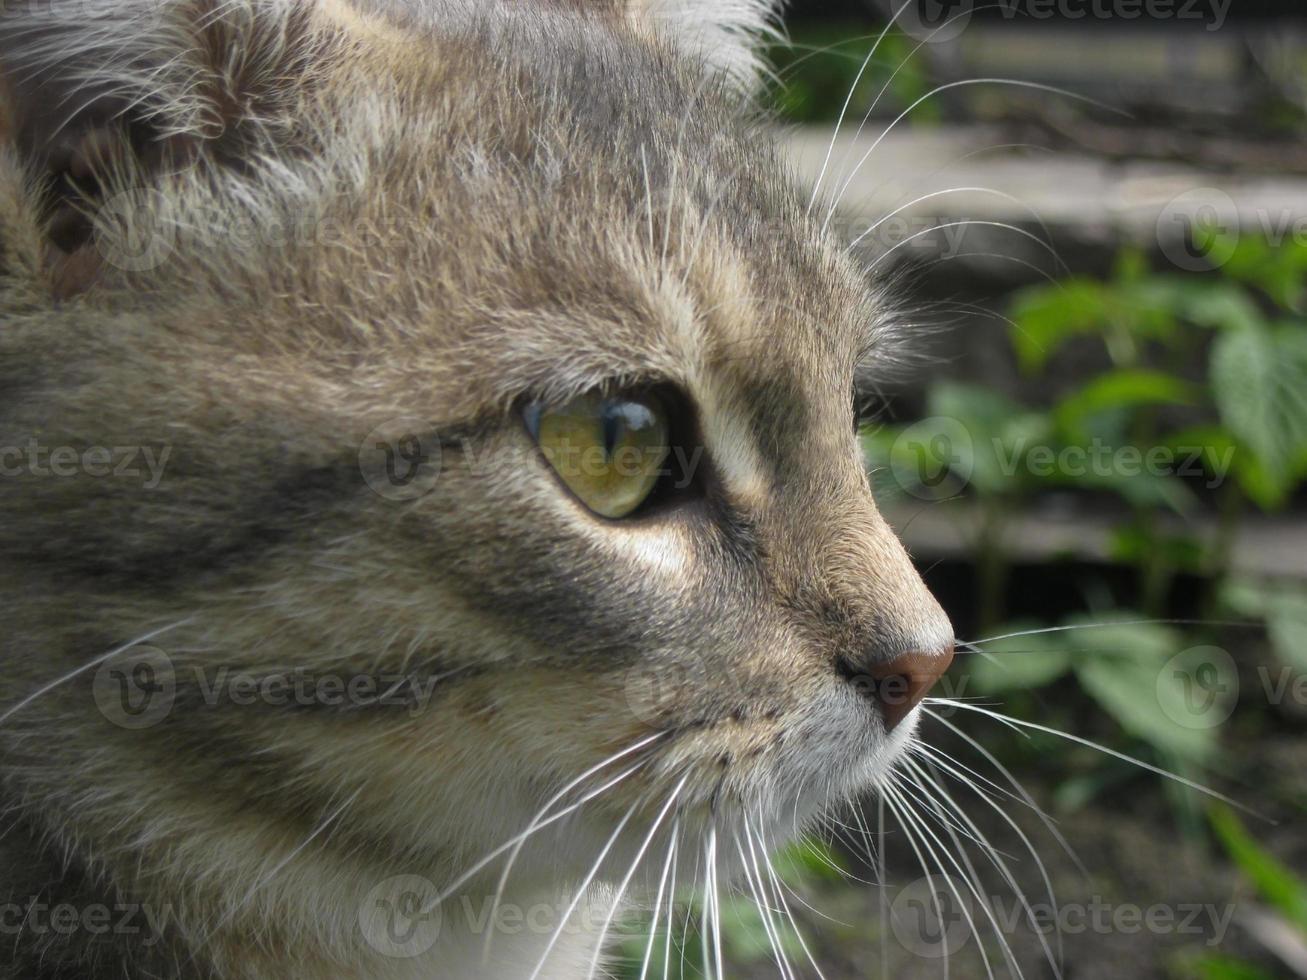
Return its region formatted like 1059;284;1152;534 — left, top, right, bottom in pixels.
851;644;955;732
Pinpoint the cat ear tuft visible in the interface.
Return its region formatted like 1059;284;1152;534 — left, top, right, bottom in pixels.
0;0;328;296
623;0;787;89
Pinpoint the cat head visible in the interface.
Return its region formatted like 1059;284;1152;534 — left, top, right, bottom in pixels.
0;0;953;965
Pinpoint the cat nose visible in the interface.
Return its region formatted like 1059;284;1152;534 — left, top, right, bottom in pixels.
841;642;955;732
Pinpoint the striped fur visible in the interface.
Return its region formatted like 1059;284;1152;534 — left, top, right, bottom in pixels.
0;2;951;977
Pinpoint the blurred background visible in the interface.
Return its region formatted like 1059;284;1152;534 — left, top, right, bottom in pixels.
621;1;1307;977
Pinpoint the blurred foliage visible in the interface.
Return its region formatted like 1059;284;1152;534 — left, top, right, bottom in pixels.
767;24;939;125
863;235;1307;807
1173;808;1307;979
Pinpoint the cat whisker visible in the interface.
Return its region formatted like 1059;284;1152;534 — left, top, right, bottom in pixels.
806;0;912;214
914;743;1070;965
824;79;1124;228
961;618;1260;648
427;730;668;918
892;770;1001;855
753;813;831;980
662;827;681;980
733;828;795;980
704;825;726;980
474;760;647;925
843;3;1028;160
847;185;1053;252
886;777;1015;979
638;815;679;980
881;780;971;980
934;699;1262;815
820;3;1007;221
526;795;643;980
922;700;1089;878
193;785;364;956
875;237;1071;293
0;618;191;726
585;776;689;980
640;143;656;252
902;770;1035;979
905;755;1065;977
865;219;1071;282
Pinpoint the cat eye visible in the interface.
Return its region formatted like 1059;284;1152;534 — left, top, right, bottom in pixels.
525;391;672;519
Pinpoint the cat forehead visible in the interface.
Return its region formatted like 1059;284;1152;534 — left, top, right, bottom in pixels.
2;0;901;403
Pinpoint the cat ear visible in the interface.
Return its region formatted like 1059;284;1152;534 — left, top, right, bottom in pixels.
621;0;786;88
0;0;322;297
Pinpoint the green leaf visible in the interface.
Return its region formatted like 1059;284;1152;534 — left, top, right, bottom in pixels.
770;837;846;885
1053;369;1198;442
1210;324;1307;509
1180;282;1266;333
1110;524;1208;574
1209;805;1307;934
1009;279;1112;373
1068;618;1219;761
1161;426;1239;486
1212;233;1307;310
965;622;1073;693
1265;591;1307;673
1185;954;1281;980
924;382;1052;496
1041;465;1195;514
1219;577;1271;618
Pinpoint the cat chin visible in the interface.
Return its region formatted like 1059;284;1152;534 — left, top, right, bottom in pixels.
564;704;923;884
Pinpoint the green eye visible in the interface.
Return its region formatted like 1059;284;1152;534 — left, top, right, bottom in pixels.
527;391;671;519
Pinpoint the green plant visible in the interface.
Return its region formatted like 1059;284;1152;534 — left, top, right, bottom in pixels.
767;25;939;125
1172;807;1307;979
862;238;1307;807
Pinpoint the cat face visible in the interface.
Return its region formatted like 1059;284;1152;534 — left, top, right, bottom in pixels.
0;0;953;965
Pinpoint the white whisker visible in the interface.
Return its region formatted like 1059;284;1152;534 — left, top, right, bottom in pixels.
0;619;191;726
586;775;689;980
935;699;1258;814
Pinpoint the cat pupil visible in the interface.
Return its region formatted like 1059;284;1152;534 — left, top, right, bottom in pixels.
601;404;623;460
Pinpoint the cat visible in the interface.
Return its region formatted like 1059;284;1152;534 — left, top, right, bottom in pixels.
0;1;955;977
